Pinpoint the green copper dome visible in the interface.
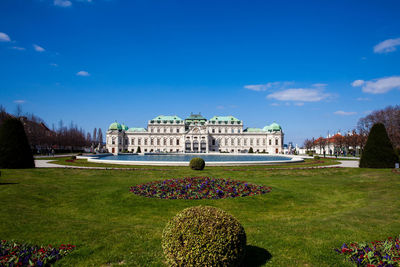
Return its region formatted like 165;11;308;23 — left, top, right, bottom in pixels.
269;122;282;131
108;122;122;131
121;124;129;131
262;125;271;132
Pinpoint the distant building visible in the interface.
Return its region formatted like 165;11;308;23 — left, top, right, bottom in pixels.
106;113;284;154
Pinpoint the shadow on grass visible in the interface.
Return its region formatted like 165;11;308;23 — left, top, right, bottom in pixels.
0;182;19;185
242;245;272;266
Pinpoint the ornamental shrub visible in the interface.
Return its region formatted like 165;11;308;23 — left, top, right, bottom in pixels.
248;147;254;153
136;146;141;153
359;123;398;168
0;118;35;169
314;155;320;160
189;157;205;170
162;206;247;266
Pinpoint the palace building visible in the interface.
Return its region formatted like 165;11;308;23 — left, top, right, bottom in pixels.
106;113;284;154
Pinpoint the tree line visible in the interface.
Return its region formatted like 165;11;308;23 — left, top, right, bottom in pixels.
303;105;400;155
0;105;103;154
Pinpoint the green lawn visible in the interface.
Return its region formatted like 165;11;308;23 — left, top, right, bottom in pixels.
0;166;399;266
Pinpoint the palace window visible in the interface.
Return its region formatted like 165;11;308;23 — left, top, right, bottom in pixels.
163;138;167;145
269;139;272;145
176;139;179;145
263;139;266;145
212;139;215;145
212;128;215;133
157;128;160;133
231;128;234;133
244;139;247;145
144;138;148;145
275;139;278;145
151;139;154;145
112;138;115;145
138;138;141;145
150;128;153;133
256;139;259;146
131;138;135;145
231;139;234;145
250;139;253;145
157;139;160;145
170;139;173;146
218;128;221;133
177;128;179;133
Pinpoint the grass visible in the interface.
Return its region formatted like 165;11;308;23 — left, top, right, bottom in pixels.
39;157;342;169
0;166;398;266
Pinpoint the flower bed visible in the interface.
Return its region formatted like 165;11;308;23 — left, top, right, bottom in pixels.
130;177;272;199
0;240;75;266
336;236;400;266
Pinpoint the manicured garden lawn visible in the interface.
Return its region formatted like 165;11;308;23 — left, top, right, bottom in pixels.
1;166;399;266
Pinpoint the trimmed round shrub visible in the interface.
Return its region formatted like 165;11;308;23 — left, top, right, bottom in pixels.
189;157;205;170
162;206;246;266
0;118;34;169
314;155;320;160
360;123;398;168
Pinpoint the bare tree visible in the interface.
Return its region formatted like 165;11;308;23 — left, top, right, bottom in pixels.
303;139;313;152
358;105;400;149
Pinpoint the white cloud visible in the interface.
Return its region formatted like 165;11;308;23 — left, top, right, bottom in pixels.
54;0;72;7
267;88;330;102
13;100;26;104
50;63;58;67
312;83;327;88
352;75;400;94
244;81;293;92
216;105;225;110
356;97;370;101
334;110;357;116
0;32;11;42
374;38;400;53
76;70;90;76
351;80;365;87
270;103;280;106
33;44;45;52
294;102;304;106
9;46;25;50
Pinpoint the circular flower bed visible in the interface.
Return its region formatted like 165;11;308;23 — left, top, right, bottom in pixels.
129;177;272;199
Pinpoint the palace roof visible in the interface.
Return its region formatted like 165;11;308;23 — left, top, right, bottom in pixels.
127;127;147;132
208;115;241;125
150;115;183;124
244;127;263;132
185;113;207;121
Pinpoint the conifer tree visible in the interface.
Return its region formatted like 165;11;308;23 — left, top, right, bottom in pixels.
0;118;35;168
359;123;398;168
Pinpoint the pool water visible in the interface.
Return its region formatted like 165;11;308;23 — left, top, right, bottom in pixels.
98;154;292;162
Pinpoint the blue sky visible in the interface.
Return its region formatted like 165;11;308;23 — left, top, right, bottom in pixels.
1;0;400;145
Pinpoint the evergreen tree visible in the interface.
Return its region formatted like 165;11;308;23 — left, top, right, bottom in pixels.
98;128;103;145
93;128;97;146
0;118;35;169
136;146;141;153
248;147;254;153
359;123;398;168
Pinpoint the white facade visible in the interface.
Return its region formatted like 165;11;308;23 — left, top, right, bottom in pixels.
106;114;284;154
